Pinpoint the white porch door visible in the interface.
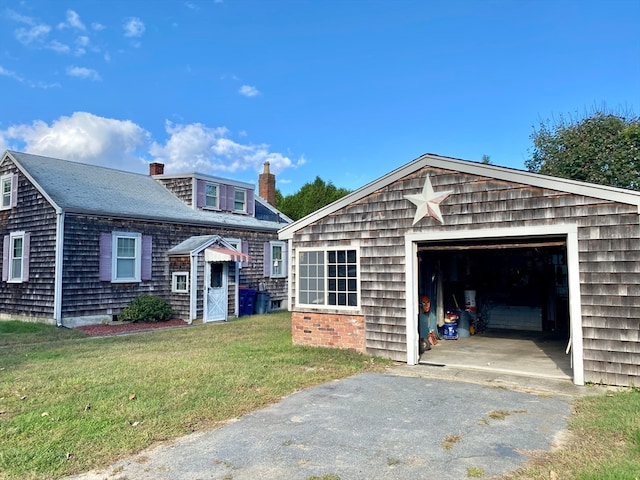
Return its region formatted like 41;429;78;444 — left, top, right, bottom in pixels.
204;262;228;322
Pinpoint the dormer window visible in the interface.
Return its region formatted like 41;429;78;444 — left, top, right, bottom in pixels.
234;189;247;213
205;183;219;208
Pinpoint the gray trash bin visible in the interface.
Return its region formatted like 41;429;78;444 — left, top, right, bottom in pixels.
255;292;271;314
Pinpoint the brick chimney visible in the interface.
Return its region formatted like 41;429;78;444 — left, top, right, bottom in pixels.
149;162;164;175
259;161;276;206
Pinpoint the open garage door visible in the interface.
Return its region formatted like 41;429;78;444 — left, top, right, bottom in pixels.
417;237;569;335
406;229;581;383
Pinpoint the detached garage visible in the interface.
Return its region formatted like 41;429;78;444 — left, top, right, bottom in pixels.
278;153;640;387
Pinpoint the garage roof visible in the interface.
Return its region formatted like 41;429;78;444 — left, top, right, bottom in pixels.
279;152;640;240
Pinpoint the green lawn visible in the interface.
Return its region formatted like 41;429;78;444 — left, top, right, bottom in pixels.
1;314;638;480
0;312;389;479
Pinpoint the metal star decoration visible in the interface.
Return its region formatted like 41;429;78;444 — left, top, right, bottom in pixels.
404;175;453;225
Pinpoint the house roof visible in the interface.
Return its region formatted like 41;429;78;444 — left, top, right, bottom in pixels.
167;235;226;255
4;150;285;232
278;152;640;240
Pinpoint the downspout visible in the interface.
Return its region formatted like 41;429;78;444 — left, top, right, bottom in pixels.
234;261;240;317
189;251;198;324
53;212;65;326
286;239;292;311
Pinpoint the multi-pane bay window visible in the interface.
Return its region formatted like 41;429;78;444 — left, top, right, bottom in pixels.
297;248;359;308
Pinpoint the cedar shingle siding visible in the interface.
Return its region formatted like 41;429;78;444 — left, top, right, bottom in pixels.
0;160;57;320
281;155;640;387
1;151;290;326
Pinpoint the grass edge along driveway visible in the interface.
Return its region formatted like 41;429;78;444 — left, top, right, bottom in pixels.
1;312;639;480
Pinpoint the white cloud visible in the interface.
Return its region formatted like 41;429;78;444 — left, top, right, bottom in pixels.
45;40;70;54
239;85;260;97
0;65;60;89
2;112;150;171
150;121;301;174
15;24;51;45
123;17;145;38
58;10;85;30
2;113;302;176
5;9;36;26
66;66;101;81
0;65;24;83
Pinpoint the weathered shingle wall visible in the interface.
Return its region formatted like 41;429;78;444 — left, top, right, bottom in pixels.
62;214;286;321
0;159;57;321
289;166;640;385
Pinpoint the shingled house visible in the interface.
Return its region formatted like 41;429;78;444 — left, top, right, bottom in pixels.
279;153;640;387
0;150;290;326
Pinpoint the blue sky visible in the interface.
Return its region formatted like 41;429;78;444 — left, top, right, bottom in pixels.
1;0;638;195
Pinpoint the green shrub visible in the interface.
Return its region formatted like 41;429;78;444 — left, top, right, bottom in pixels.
119;295;173;323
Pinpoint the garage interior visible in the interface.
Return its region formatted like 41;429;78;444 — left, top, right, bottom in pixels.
416;237;572;380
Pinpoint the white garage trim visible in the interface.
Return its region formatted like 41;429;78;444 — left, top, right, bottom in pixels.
405;224;584;386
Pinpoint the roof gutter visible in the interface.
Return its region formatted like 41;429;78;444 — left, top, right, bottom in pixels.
62;209;282;233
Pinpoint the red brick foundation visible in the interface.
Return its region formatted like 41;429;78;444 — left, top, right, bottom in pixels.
292;311;366;353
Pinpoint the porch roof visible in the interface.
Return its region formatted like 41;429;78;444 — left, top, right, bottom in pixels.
205;247;250;263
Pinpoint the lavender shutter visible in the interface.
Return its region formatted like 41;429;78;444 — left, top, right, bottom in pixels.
196;179;205;208
247;189;255;216
2;235;8;282
226;187;236;212
21;233;30;282
99;233;112;281
282;243;287;276
141;235;152;280
10;174;18;208
219;184;228;210
263;242;271;277
241;241;249;268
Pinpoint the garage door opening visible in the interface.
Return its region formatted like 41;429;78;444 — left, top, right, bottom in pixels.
415;236;572;379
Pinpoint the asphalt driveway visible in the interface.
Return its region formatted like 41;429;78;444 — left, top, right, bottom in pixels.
67;367;583;480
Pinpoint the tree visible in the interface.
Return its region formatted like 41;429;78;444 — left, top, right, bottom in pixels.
481;154;492;164
276;176;351;221
525;111;640;190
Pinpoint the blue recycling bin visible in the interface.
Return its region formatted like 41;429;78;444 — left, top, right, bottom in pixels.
239;288;256;316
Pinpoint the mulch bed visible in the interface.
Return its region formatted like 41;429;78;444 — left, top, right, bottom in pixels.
76;318;190;337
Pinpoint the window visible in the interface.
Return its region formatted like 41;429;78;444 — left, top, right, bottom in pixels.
1;174;17;210
172;272;189;293
2;232;30;283
264;241;286;278
100;232;151;283
234;189;247;212
205;183;218;208
298;248;359;308
225;238;246;268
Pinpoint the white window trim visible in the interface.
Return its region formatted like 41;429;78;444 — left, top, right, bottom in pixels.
7;231;25;283
233;188;247;213
172;271;189;293
112;232;141;283
205;182;219;209
1;174;13;211
270;240;286;278
225;238;243;269
296;246;360;310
